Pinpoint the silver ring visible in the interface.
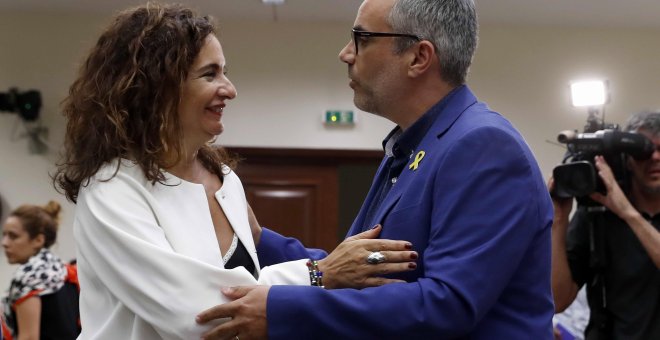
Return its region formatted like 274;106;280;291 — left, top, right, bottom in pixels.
366;251;386;264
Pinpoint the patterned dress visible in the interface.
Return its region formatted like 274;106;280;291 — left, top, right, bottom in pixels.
2;248;80;340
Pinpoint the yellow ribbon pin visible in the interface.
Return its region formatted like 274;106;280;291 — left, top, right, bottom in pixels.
408;151;426;171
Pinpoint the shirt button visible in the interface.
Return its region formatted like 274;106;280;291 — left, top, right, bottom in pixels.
391;177;398;184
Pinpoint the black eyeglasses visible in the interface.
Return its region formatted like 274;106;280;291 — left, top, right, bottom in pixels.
351;28;421;55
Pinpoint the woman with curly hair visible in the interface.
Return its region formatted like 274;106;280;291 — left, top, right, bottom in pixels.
2;201;80;340
52;2;415;339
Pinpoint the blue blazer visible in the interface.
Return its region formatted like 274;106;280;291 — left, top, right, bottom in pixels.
258;86;554;339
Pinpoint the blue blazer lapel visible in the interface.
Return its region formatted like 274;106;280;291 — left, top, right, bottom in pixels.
370;189;403;228
346;156;390;236
370;149;423;228
347;86;479;237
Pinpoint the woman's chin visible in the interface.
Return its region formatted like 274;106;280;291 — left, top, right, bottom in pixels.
208;122;224;137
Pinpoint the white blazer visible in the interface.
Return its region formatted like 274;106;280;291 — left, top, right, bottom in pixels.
74;159;309;339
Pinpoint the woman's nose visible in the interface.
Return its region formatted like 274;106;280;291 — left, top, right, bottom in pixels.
218;79;237;100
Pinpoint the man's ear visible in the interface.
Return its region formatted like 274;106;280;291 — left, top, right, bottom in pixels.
408;40;436;77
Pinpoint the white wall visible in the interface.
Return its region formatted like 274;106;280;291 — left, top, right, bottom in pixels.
472;26;660;178
0;12;107;283
1;11;660;286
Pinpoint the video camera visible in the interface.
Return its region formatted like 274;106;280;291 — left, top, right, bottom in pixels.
553;126;654;202
0;88;42;121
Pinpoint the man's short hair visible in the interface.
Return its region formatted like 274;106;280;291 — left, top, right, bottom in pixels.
388;0;478;86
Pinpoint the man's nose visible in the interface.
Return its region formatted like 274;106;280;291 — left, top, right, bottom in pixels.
652;145;660;160
339;41;355;64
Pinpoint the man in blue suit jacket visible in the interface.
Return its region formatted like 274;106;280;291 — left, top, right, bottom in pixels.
197;0;554;338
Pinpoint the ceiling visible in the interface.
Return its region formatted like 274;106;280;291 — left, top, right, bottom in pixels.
1;0;660;28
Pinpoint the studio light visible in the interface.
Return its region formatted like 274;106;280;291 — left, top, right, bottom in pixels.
569;79;610;133
570;80;608;107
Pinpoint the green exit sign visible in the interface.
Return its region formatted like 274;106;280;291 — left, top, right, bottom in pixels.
324;110;355;125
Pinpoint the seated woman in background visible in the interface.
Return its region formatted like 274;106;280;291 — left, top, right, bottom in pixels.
1;201;80;340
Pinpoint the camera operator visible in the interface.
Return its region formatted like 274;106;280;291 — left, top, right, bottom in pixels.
550;110;660;340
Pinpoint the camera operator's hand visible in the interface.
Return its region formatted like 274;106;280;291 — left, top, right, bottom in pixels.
589;155;636;217
548;176;579;312
591;155;660;268
548;177;573;225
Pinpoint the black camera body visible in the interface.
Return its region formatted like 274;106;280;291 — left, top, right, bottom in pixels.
553;128;654;202
0;88;42;121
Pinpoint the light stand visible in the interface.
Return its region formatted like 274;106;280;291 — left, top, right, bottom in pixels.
569;79;612;336
261;0;285;21
584;106;604;133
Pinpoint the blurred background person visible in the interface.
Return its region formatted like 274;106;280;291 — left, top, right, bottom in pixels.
1;200;80;340
553;287;589;340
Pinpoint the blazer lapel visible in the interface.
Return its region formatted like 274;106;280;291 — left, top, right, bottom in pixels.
347;156;391;235
370;150;421;227
215;175;260;275
370;191;403;228
348;87;479;236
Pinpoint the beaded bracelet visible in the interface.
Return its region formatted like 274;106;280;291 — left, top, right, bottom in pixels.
306;260;324;288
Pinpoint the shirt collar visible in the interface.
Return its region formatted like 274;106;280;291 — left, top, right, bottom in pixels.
381;85;464;159
641;211;660;223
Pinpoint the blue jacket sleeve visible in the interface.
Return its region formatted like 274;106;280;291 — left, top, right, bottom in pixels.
256;227;328;267
264;124;554;339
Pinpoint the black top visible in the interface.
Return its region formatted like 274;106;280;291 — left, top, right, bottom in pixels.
224;238;257;278
7;282;80;340
567;207;660;340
